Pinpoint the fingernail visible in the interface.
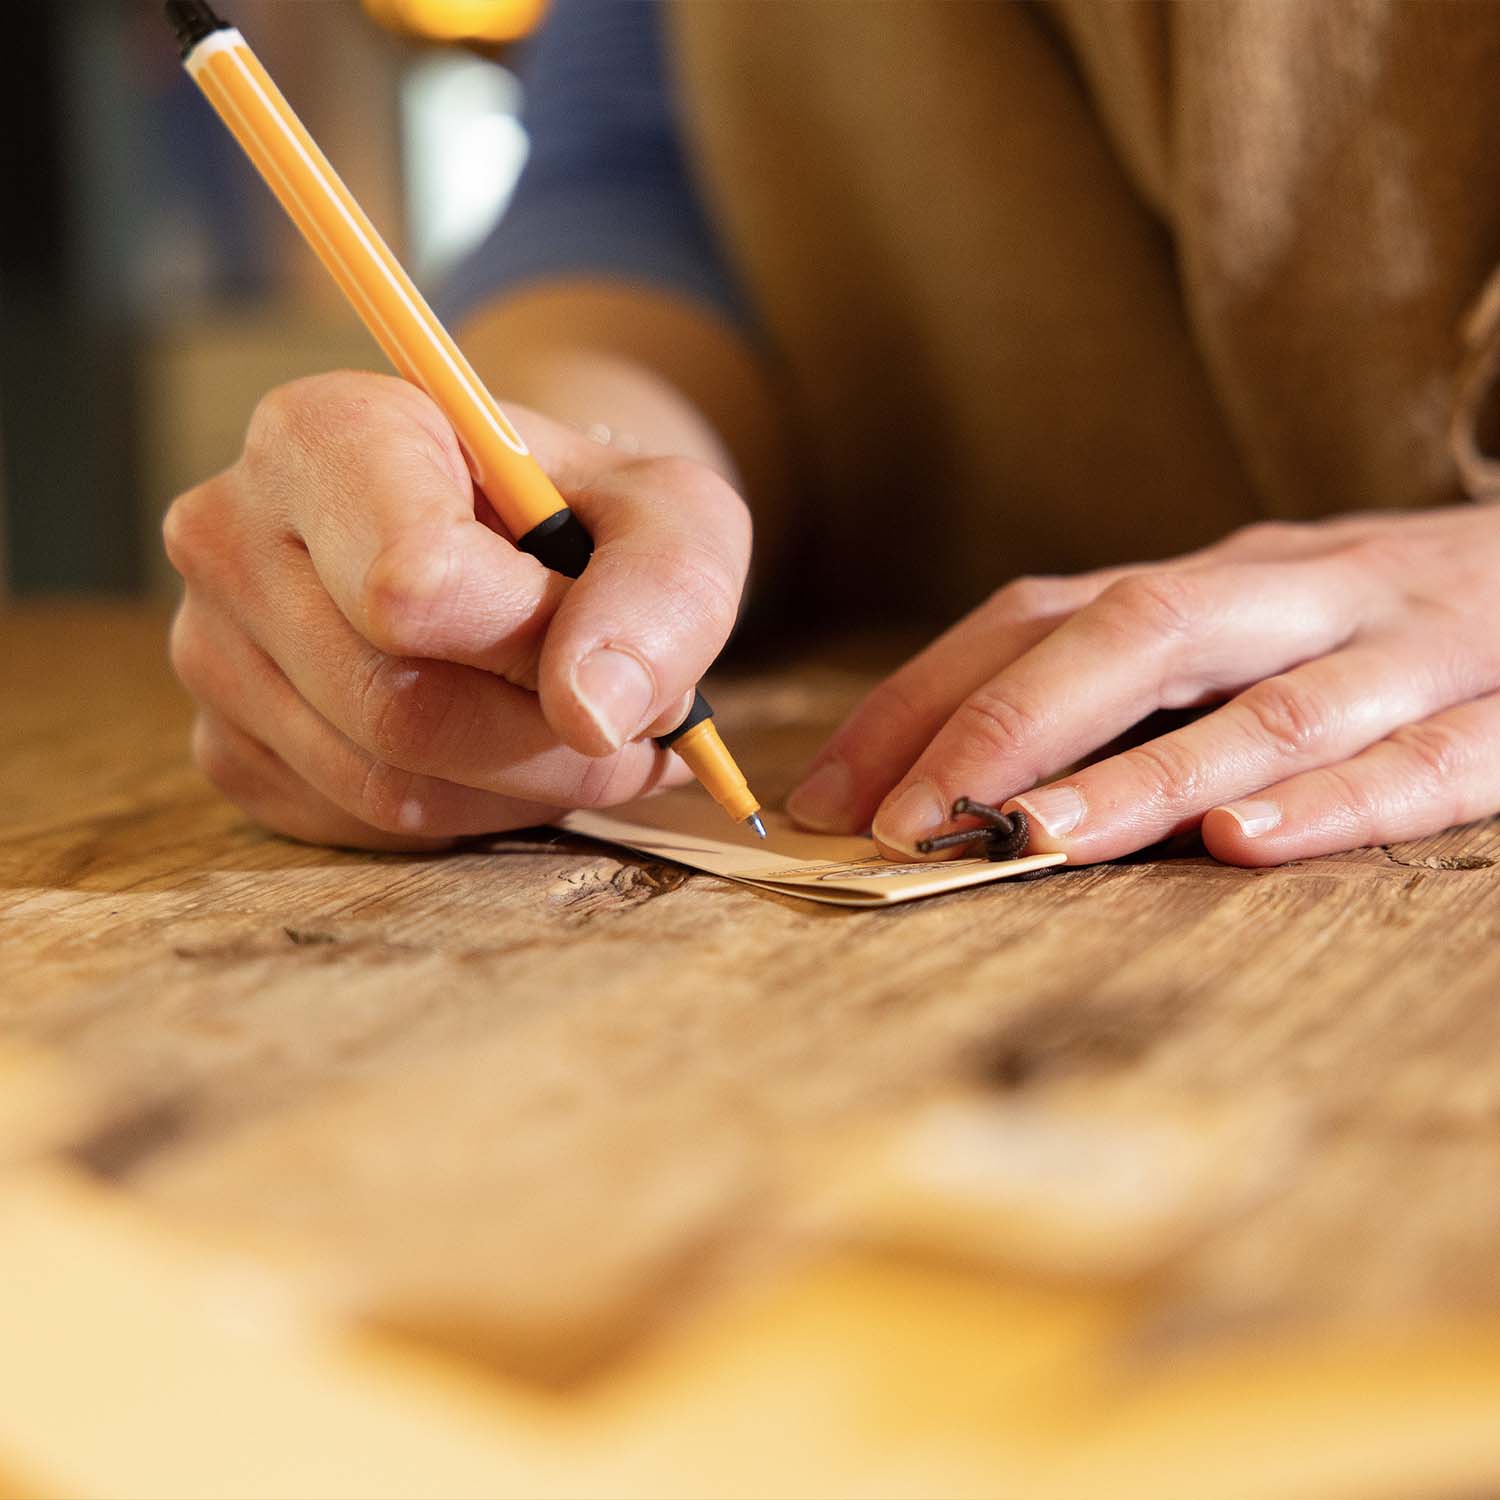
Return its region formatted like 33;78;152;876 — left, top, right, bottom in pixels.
787;759;856;832
873;780;947;854
645;690;697;739
1012;784;1085;839
1219;799;1282;837
573;648;656;751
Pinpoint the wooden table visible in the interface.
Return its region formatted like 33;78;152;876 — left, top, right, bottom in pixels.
5;601;1500;1500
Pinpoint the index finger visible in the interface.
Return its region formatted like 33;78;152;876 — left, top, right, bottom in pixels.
871;560;1367;857
242;372;573;678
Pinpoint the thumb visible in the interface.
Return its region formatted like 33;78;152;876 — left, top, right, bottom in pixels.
536;454;752;755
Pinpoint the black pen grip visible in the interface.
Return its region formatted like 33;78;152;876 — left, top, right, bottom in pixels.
515;506;595;581
516;507;714;747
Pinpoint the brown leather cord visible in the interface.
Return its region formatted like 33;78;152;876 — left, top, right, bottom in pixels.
916;798;1032;862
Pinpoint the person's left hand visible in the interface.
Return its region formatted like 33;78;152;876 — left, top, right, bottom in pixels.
786;506;1500;866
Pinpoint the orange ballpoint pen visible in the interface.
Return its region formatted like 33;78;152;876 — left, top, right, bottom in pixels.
164;0;765;837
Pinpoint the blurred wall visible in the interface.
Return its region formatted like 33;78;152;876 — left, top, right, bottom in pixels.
1;0;139;597
0;0;528;601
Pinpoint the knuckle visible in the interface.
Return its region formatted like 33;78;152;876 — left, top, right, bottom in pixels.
191;717;262;805
1388;718;1473;789
949;686;1044;761
161;480;225;579
358;654;472;769
985;574;1066;622
1318;760;1381;826
860;670;932;733
243;380;310;465
1124;735;1205;802
160;496;195;576
1239;676;1330;757
189;715;229;785
358;532;456;657
1101;572;1201;642
1228;520;1300;553
167;608;208;696
349;756;426;835
1339;533;1407;582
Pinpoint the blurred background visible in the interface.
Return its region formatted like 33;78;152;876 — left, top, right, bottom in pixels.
0;0;546;599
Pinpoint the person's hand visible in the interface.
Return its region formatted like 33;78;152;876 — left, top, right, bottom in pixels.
787;507;1500;866
165;371;750;850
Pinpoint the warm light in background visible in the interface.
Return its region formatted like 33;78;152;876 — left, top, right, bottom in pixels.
362;0;549;45
402;53;527;280
361;0;537;281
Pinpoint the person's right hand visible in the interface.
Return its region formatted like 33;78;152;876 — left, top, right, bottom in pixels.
164;371;752;850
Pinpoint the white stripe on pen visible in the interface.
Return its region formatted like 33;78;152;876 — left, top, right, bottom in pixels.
192;30;530;464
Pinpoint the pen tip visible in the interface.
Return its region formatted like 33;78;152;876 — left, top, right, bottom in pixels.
746;813;767;840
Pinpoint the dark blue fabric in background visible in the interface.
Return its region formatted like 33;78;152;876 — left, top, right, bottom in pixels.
439;0;747;326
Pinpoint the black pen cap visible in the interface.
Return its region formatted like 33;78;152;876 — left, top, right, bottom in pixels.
164;0;231;58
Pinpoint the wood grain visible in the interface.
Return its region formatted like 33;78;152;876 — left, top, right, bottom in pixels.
5;602;1500;1389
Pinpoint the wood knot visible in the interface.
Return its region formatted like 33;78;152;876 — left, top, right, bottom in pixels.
283;927;339;945
550;857;693;916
